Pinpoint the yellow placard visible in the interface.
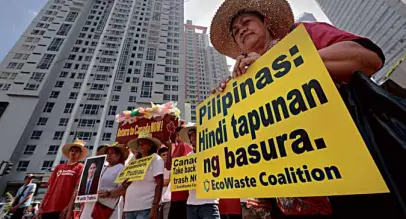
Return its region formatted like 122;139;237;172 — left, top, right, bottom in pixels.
195;25;389;198
115;154;156;183
170;154;197;191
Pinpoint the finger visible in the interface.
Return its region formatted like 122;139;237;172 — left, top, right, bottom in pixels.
225;76;232;82
233;55;244;76
211;88;216;94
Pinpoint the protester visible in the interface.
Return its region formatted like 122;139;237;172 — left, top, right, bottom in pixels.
157;147;171;219
97;145;109;156
219;199;242;219
121;131;164;219
178;124;220;219
39;139;87;219
8;174;36;219
165;127;193;219
24;202;39;219
209;0;385;217
80;143;128;219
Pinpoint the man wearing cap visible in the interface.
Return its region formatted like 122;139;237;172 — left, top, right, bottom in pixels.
39;139;87;219
9;174;37;219
165;126;193;219
179;124;220;219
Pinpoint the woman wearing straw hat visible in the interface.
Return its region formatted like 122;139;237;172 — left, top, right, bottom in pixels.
209;0;386;218
118;131;164;219
39;139;87;219
79;143;128;219
179;124;220;219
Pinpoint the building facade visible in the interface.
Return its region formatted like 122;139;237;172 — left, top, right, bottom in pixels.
316;0;406;84
184;20;230;122
0;0;185;193
296;12;317;22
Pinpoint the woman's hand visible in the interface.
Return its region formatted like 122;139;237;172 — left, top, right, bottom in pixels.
149;205;159;219
121;179;131;189
233;52;261;77
211;52;261;94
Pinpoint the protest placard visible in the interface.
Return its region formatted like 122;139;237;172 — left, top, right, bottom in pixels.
76;155;106;203
115;154;156;183
195;25;389;199
116;114;178;145
170;154;197;191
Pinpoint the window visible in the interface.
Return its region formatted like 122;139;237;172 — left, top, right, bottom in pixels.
57;23;72;35
77;73;85;79
31;131;43;139
114;85;122;91
128;96;137;103
108;106;117;115
102;133;111;141
37;54;55;69
59;118;69;126
82;104;99;115
43;102;55;113
49;91;60;98
64;103;74;113
24;145;36;155
73;82;82;89
143;63;154;78
78;119;95;127
172;85;178;91
75;132;93;140
140;81;153;98
60;71;68;77
48;38;64;51
164;85;170;91
163;94;171;101
90;83;105;90
55;81;64;88
105;120;114;128
130;86;137;92
47;145;59;155
41;161;54;171
53;131;64;140
69;92;78;99
7;62;24;69
17;161;29;171
65;12;78;22
37;117;48;126
31;72;45;82
111;95;120;101
87;94;102;100
172;95;178;101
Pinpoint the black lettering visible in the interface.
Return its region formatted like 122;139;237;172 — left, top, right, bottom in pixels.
296;168;306;182
324;166;342;180
302;79;328;108
211;155;220;178
311;168;325;181
232;82;240;104
203;157;211;173
221;91;233;117
231;115;239;139
238;115;249;137
247;109;260;140
261;139;278;161
236;147;248;167
240;78;255;100
290;129;314;154
255;67;274;89
247;143;261;164
259;172;268;186
199;105;206;125
287;89;308;115
303;165;312;182
224;147;235;169
276;134;288;157
277;174;287;184
259;103;275;127
272;97;290;122
272;55;291;78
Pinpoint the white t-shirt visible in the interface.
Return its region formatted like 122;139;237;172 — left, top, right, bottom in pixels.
161;168;171;203
80;164;125;219
124;154;164;212
186;152;218;205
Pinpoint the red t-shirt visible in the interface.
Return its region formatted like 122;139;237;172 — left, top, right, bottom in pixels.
219;199;241;215
171;141;193;202
41;162;84;213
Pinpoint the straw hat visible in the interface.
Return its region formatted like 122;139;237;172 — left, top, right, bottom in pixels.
210;0;294;59
128;130;162;152
62;139;88;161
99;143;129;164
179;123;196;145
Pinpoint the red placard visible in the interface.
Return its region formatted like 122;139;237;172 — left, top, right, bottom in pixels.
115;114;178;144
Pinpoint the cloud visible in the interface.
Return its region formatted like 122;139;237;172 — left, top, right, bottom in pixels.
28;9;38;17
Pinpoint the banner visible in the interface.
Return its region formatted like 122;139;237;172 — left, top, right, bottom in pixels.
76;155;106;203
170;154;197;191
116;114;178;144
195;25;389;199
115;154;156;183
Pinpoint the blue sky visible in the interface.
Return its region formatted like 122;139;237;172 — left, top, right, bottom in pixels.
0;0;328;61
0;0;47;60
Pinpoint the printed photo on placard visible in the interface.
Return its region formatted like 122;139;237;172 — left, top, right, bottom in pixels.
75;155;106;203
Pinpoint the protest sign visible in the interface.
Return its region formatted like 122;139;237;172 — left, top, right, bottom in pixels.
170;154;197;191
116;114;178;145
115;154;156;183
76;155;106;203
195;25;389;199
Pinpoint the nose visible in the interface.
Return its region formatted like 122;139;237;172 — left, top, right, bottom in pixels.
239;27;248;38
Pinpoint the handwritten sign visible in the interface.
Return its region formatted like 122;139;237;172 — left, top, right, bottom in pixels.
170;154;197;191
115;154;156;183
195;25;388;198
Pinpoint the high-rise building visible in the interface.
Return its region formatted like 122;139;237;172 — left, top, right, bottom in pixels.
296;12;317;22
316;0;406;84
184;20;230;122
0;0;185;193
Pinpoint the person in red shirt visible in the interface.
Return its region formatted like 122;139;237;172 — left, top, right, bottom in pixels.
164;126;193;219
39;139;88;219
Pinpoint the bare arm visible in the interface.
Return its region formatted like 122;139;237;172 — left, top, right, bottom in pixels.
319;41;383;82
152;174;163;207
164;179;170;187
164;141;173;170
14;192;34;208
